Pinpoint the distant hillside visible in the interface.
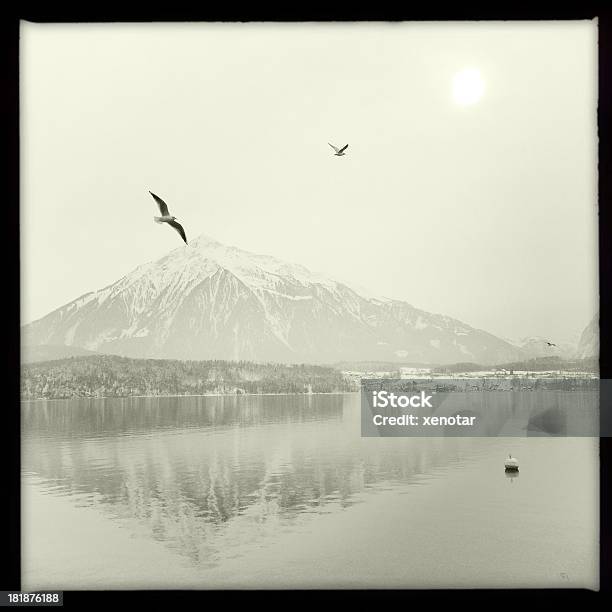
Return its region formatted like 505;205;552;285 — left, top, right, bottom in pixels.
434;355;598;374
334;360;425;372
512;336;576;360
21;344;99;364
21;354;356;400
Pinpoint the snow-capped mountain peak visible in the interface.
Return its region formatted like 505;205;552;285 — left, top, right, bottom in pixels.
23;235;525;365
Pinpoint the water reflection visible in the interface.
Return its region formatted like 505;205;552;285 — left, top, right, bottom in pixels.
22;394;482;568
504;470;520;484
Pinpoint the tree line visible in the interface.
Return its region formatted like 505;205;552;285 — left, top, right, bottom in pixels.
21;355;357;399
433;355;598;374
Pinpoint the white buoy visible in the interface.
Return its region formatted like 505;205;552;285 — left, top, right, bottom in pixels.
505;454;519;472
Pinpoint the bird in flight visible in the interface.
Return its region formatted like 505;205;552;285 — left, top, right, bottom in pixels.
328;143;349;156
149;191;188;245
546;341;557;347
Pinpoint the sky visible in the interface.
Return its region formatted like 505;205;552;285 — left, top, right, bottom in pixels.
20;21;598;344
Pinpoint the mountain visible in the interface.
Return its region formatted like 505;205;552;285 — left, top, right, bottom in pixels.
513;336;576;360
576;313;599;359
22;235;525;365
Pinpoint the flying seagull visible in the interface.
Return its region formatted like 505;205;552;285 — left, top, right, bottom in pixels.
149;191;188;245
328;142;349;156
546;341;557;347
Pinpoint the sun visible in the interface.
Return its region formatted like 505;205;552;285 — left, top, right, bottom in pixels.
452;68;485;106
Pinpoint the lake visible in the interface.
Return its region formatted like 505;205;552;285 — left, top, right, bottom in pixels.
21;394;599;589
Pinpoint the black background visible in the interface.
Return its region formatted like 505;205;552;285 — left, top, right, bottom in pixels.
2;5;609;605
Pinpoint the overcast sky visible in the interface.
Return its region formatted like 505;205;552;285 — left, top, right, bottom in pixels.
21;21;598;343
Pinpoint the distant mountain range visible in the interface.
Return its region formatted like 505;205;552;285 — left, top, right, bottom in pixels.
21;235;594;365
512;336;576;360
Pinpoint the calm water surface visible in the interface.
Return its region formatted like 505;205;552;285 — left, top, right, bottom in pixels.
21;394;598;589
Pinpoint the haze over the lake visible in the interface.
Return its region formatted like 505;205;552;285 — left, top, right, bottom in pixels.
20;21;598;343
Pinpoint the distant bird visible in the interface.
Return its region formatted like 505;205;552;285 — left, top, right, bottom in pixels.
546;341;557;347
328;142;349;156
149;191;188;245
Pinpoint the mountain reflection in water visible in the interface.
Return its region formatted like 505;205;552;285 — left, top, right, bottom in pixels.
22;395;479;567
21;394;598;589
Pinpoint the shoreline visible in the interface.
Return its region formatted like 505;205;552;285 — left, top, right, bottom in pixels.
20;391;359;403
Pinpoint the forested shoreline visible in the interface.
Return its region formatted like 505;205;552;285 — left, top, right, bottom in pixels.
21;355;357;400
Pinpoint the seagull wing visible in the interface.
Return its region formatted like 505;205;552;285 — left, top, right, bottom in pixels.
338;144;349;153
149;191;170;216
167;219;188;245
328;143;340;153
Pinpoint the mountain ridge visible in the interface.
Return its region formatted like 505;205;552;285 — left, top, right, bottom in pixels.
22;235;541;365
